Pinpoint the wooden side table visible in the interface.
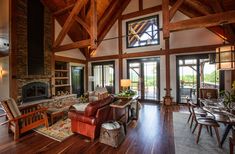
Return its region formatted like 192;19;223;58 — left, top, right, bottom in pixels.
110;95;139;124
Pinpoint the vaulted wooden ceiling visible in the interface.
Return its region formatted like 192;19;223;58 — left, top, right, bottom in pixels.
42;0;131;57
169;0;235;43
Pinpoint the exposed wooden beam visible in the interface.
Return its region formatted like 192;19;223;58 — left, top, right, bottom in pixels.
173;2;234;43
53;0;88;48
169;0;184;21
53;4;74;16
74;16;91;36
90;0;97;50
53;39;91;52
162;0;170;39
88;44;223;61
169;10;235;32
97;0;131;45
54;55;86;64
121;5;162;20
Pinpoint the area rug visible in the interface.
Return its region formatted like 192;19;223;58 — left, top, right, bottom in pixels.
173;112;231;154
34;118;73;142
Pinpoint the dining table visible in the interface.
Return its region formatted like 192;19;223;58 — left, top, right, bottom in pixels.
201;99;235;147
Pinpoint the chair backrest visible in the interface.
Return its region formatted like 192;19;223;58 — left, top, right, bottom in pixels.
199;88;218;99
1;98;21;120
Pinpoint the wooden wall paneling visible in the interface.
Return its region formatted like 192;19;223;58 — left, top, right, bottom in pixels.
9;0;18;100
53;0;88;48
162;0;170;39
169;10;235;32
121;5;162;20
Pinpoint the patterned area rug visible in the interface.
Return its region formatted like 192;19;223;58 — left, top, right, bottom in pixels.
34;118;73;142
173;112;231;154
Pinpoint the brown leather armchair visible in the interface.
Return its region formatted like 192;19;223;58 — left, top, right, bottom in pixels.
68;96;114;141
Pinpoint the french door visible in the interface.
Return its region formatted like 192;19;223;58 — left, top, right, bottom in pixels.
176;54;224;103
127;58;160;101
92;61;115;94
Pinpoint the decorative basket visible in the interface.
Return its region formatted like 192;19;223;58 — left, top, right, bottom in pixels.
99;121;125;148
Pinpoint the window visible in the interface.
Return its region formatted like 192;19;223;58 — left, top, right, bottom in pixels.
126;15;160;48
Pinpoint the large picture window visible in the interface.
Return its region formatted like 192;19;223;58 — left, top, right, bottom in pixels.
126;15;160;48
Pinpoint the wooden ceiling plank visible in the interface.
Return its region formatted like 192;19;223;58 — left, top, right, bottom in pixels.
209;0;235;43
169;10;235;32
90;0;97;50
74;16;91;36
53;4;74;16
53;39;91;52
162;0;170;39
53;0;88;48
169;0;185;21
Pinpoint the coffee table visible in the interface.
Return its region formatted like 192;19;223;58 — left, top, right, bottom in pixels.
47;101;78;125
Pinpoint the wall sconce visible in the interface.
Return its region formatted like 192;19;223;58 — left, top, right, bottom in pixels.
0;68;3;79
216;45;235;70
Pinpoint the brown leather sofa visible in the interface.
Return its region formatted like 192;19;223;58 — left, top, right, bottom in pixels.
68;95;114;141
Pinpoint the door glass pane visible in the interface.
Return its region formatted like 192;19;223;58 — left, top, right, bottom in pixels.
93;65;103;89
129;63;141;97
200;60;219;89
103;64;114;87
179;59;197;103
144;62;158;100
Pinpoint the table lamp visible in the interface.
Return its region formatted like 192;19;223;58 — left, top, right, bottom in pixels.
121;79;131;91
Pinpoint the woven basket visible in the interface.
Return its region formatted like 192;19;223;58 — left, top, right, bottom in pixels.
99;121;125;148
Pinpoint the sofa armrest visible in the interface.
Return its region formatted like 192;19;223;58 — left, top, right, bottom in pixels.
68;111;96;125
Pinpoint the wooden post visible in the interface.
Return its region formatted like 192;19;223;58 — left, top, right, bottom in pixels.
162;0;172;105
90;0;97;50
118;18;123;92
162;0;170;39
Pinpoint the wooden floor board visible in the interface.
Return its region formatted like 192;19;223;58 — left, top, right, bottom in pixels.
0;103;185;154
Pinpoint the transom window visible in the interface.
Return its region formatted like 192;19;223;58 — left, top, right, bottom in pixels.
126;15;160;48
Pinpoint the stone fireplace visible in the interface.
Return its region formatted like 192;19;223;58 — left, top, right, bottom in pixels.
11;0;53;104
22;82;49;102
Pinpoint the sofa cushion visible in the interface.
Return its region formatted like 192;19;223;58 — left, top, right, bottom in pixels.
84;96;113;117
68;111;96;125
6;98;22;118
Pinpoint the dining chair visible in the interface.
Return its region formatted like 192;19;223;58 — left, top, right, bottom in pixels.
229;127;235;154
190;104;221;147
186;99;207;129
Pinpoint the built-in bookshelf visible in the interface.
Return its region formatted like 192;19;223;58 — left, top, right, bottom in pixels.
54;61;71;96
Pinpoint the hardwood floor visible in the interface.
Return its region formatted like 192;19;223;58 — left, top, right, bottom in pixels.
0;103;187;154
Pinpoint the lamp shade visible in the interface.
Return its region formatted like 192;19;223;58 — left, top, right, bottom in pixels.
216;45;235;70
121;79;131;87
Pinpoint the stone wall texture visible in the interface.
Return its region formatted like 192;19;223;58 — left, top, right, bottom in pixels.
14;0;53;100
